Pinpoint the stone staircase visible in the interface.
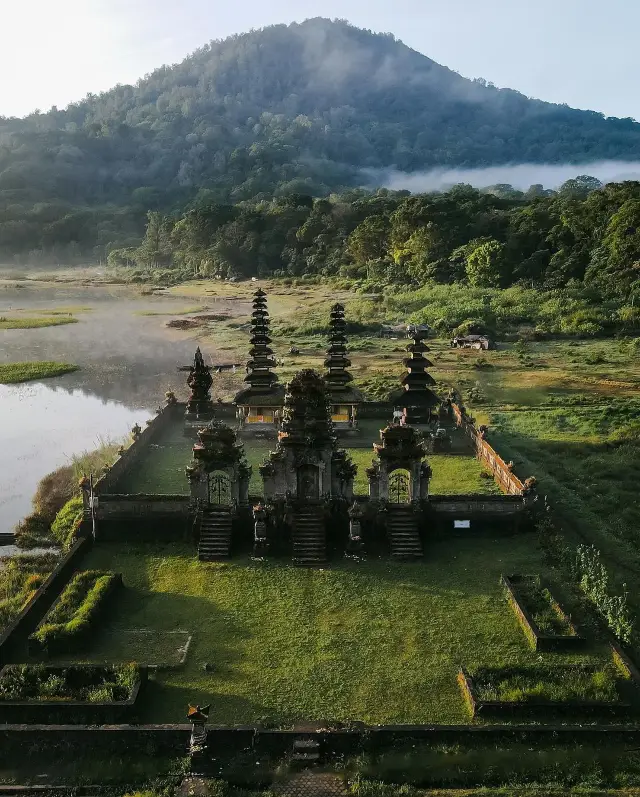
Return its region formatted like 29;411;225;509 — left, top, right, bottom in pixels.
386;505;423;560
197;508;233;561
292;504;326;566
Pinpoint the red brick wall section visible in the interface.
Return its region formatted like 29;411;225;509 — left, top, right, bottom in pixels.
452;404;525;495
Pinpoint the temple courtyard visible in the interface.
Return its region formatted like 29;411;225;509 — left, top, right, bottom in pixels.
53;534;609;726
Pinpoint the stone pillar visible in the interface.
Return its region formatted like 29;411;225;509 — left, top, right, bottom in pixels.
420;462;432;500
187;465;208;504
378;463;389;501
239;473;250;505
230;465;240;505
410;461;422;502
368;469;379;500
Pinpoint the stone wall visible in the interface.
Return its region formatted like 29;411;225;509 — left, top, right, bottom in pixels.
94;402;183;495
452;403;527;495
94;495;191;540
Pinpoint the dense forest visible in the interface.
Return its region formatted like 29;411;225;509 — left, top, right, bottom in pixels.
110;177;640;330
2;18;640;262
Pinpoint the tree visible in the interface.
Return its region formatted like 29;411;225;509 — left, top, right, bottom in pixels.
559;175;603;198
347;215;389;265
465;239;505;287
136;212;174;268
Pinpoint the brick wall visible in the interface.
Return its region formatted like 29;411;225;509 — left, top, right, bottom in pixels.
452;403;527;495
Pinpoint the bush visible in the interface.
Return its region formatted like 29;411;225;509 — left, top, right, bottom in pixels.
50;496;84;549
0;554;57;630
0;663;138;702
13;512;52;549
575;544;634;644
30;570;119;653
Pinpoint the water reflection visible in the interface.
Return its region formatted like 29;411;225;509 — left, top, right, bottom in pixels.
0;383;150;533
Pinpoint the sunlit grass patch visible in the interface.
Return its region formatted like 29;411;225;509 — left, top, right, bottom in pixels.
0;361;79;383
24;306;92;315
135;305;209;316
0;316;78;329
78;536;583;725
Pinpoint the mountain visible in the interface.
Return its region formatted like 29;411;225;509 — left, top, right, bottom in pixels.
2;17;640;260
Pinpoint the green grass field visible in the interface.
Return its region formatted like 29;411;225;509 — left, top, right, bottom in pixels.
0;316;78;329
76;537;607;726
115;419;500;498
0;361;79;384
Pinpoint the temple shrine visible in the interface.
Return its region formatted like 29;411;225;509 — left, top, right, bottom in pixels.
324;303;362;429
233;288;284;431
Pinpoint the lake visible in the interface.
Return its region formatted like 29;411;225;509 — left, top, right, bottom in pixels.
0;275;247;534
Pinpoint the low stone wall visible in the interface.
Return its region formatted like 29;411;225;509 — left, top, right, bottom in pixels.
458;664;635;719
452;403;527;495
94;402;183;495
502;575;585;652
427;494;532;534
0;723;191;757
94;495;191;540
3;722;640;763
0;537;92;667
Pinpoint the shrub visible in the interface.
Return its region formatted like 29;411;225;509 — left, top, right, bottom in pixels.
0;663;138;703
0;554;57;630
575;544;634;645
30;570;119;653
50;496;84;549
13;512;52;549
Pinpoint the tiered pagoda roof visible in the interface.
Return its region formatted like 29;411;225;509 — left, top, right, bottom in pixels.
185;347;214;416
278;369;335;449
400;332;440;424
323;303;362;404
234;289;284;406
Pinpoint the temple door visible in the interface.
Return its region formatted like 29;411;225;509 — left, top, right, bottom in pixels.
297;465;320;500
208;471;231;506
388;469;411;504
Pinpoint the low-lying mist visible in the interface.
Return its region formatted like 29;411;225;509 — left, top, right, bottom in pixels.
372;160;640;193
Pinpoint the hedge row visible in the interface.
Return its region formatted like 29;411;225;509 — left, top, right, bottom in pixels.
29;570;122;655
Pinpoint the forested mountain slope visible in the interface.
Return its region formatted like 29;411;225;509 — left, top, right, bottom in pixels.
2;17;640;260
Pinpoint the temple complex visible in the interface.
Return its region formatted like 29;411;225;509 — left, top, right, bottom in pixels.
324;303;362;429
89;287;538;566
233;288;284;431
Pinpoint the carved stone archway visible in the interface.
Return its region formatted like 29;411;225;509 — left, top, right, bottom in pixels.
367;426;431;503
186;421;251;509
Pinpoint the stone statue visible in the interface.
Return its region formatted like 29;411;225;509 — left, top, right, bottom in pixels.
347;501;364;553
252;503;269;558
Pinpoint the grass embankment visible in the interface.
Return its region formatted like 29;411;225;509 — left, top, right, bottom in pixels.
78;537;608;725
14;439;122;549
0;316;78;329
0;361;79;384
0;554;58;632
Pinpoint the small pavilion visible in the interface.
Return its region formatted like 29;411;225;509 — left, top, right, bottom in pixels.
324;303;362;429
234;288;284;431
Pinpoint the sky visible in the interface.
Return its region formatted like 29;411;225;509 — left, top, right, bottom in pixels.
1;0;638;120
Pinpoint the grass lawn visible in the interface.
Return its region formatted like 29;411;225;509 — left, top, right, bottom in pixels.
0;315;78;328
0;361;79;384
77;536;606;726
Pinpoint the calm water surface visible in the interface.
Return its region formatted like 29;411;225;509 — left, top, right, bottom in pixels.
0;383;150;532
0;277;245;535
